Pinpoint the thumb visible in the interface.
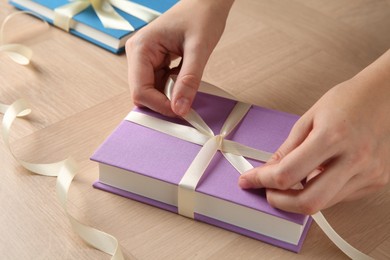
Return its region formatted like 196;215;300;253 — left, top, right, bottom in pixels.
171;43;210;116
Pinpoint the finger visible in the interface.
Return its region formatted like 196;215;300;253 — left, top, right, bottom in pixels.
240;118;337;190
266;115;313;165
127;44;176;117
239;116;313;190
171;40;210;116
265;159;352;214
238;115;312;189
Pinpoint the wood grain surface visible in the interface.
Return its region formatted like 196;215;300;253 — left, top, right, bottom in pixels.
1;0;389;259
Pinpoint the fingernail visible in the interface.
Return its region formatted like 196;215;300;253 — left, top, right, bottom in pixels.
238;176;252;189
174;97;190;116
291;183;304;190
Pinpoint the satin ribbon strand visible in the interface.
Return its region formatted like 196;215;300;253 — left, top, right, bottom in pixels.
1;100;124;259
2;100;65;178
2;99;32;141
125;111;210;146
2;99;58;176
312;212;373;260
220;102;251;137
109;0;161;23
222;140;273;162
0;10;48;43
89;0;133;31
183;109;215;137
0;43;32;65
54;0;132;31
178;136;220;218
164;78;214;136
176;101;258;219
56;157;124;259
126;110;272;168
54;1;91;32
0;11;48;65
125;109;270;166
222;152;254;174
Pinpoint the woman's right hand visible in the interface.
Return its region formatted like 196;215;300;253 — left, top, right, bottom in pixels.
126;0;234;117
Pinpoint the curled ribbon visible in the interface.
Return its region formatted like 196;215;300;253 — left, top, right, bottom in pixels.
1;12;124;260
1;100;124;260
54;0;162;31
124;78;374;260
0;11;48;65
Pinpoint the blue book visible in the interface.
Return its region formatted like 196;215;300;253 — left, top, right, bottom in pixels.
9;0;178;53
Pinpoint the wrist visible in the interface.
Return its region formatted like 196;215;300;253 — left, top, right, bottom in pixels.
182;0;235;16
352;49;390;91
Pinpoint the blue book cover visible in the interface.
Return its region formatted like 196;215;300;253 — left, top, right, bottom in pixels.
9;0;178;53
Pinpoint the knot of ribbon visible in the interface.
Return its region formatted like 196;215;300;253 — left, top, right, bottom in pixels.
127;78;274;218
54;0;162;31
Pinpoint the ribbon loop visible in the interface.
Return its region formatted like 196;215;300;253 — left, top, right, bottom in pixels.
53;0;162;32
1;99;124;259
0;43;32;65
220;102;251;137
0;11;48;65
89;0;133;30
109;0;161;23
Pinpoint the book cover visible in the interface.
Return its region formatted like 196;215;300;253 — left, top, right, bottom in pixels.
91;91;312;252
9;0;178;53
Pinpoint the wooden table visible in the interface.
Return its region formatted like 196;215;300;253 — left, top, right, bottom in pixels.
1;0;389;259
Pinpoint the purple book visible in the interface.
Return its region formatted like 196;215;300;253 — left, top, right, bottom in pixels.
91;91;312;252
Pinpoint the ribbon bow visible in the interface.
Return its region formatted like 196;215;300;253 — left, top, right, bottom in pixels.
54;0;162;31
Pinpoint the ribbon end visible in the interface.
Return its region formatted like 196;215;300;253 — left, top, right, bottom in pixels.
0;44;33;65
7;51;31;65
105;22;134;31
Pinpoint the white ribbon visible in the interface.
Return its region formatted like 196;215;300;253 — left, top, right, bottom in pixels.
0;12;124;259
54;0;161;32
0;11;48;65
126;104;271;218
1;99;124;260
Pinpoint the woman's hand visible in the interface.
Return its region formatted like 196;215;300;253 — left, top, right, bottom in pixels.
239;49;390;215
126;0;234;117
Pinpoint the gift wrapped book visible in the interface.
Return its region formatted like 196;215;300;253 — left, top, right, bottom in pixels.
91;82;312;252
9;0;178;53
